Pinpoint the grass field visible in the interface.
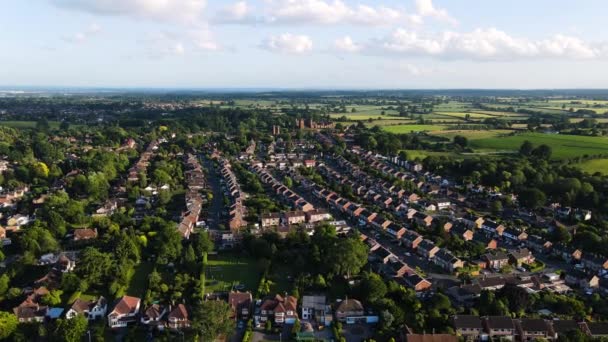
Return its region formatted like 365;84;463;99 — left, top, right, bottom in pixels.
469;132;608;159
435;112;494;119
429;129;514;141
574;158;608;174
205;254;261;294
0;121;62;129
126;262;154;297
383;124;449;133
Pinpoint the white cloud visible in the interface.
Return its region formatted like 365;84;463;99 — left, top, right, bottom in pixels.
192;28;221;51
415;0;457;25
372;27;603;60
261;33;313;54
263;0;419;26
63;23;102;44
214;1;253;23
334;36;361;52
51;0;207;23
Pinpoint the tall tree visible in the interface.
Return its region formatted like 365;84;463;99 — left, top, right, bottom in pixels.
192;300;235;341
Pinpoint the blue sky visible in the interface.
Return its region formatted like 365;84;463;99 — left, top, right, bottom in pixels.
2;0;608;89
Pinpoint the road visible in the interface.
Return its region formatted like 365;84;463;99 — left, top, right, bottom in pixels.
201;155;225;230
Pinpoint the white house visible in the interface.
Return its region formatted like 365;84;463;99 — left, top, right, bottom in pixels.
66;296;107;321
107;296;141;328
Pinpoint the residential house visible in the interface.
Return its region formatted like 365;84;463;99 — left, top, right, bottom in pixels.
517;318;555;341
284;211;306;225
301;295;332;326
228;291;252;320
406;334;457;342
140;304;167;327
502;228;528;242
107;296;141;328
451;224;474;241
13;288;50;323
453;315;485;341
386;223;407;239
65;296;107;321
581;255;608;272
526;235;553;254
403;274;432;292
509;248;535;266
305;209;332;223
258;295;298;325
481;220;505;236
73;228;98;241
433;249;464;273
417;239;440;259
483;316;516;340
584;322;608;338
335;299;364;322
552;320;584;339
402;230;423;249
462;215;484;229
261;213;281;228
167;304;190;329
413;212;433;228
483;252;510;270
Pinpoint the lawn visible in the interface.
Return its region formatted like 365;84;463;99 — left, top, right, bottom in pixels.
469;132;608;159
204;254;261;294
382;124;449;133
126;262;154;297
574;158;608;175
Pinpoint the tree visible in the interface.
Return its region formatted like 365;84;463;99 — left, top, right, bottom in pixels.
520;140;534;156
532;144;552;160
358;272;387;303
0;274;9;298
32;161;50;178
518;188;547;209
326;236;368;278
192;300;235;341
51;315;88;342
41;289;63;306
76;247;113;287
453;135;468;148
0;312;18;340
490;200;503;215
284;176;293;188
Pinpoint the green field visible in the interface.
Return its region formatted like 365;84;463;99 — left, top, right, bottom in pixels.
0;121;62;129
430;129;514;141
469;133;608;159
126;262;154;297
574;158;608;174
205;254;261;294
383;124;449;133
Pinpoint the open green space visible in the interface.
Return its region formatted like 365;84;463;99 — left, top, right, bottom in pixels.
574;158;608;175
429;129;514;141
204;254;261;294
469;132;608;159
0;121;62;129
382;124;449;133
126;262;154;297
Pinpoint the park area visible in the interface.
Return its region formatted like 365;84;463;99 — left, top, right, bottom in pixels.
204;254;261;294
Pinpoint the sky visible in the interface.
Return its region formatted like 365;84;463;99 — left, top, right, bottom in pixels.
2;0;608;89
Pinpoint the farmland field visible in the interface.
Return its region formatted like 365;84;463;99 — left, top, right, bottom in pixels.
383;124;449;133
429;129;514;141
469;133;608;159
